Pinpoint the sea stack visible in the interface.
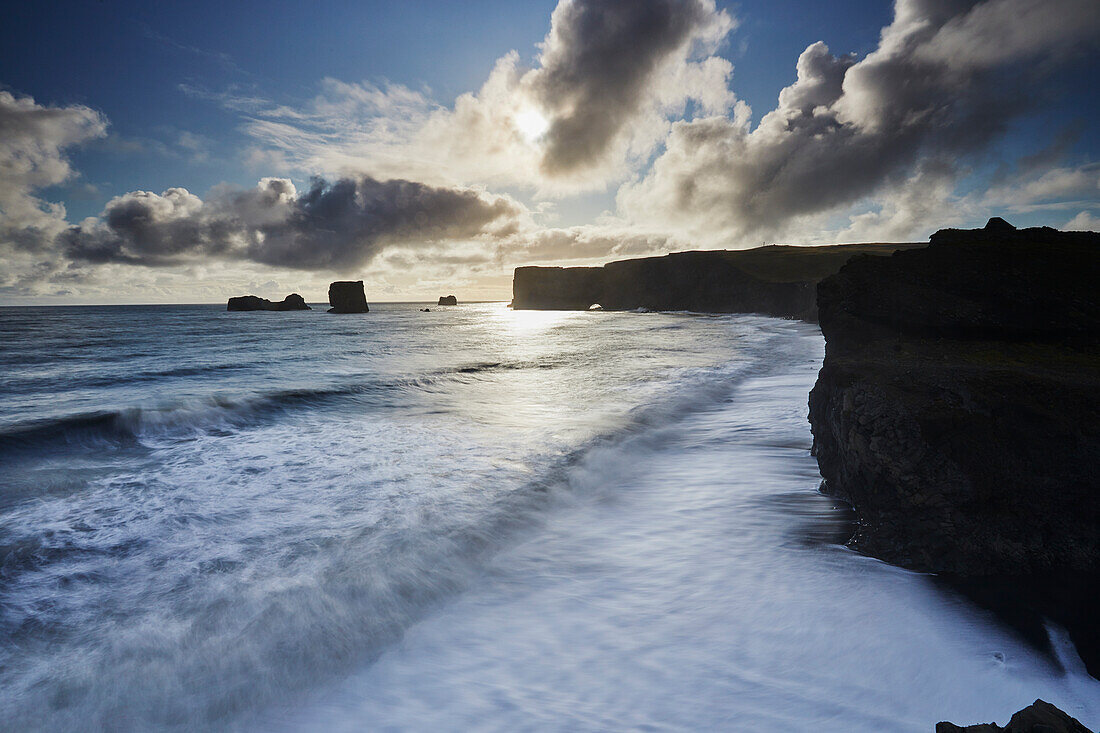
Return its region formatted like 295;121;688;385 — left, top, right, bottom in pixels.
227;293;310;311
327;281;369;313
437;295;458;306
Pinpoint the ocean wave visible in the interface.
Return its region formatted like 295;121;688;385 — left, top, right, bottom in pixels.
0;384;388;456
0;336;781;731
0;355;600;458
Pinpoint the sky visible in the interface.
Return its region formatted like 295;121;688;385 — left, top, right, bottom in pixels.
1;0;1098;304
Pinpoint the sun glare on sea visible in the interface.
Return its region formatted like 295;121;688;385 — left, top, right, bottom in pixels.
514;106;550;143
492;303;580;337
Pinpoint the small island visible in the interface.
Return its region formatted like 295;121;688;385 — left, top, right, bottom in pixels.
437;295;458;306
226;293;310;311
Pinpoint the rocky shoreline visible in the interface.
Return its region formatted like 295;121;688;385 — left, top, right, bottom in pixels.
937;699;1091;732
512;243;923;319
807;219;1100;676
510;219;1100;680
807;219;1099;577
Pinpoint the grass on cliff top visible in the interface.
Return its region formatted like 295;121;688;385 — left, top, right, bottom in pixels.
723;243;927;283
844;338;1100;380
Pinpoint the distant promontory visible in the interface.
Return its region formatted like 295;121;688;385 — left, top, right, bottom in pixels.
512;243;923;320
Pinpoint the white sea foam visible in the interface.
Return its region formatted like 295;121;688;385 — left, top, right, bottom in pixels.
0;304;1095;731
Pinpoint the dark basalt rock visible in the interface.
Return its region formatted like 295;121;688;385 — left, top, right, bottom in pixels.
512;243;925;319
327;281;369;313
437;295;458;306
936;699;1091;732
807;219;1100;675
808;219;1100;576
227;293;310;311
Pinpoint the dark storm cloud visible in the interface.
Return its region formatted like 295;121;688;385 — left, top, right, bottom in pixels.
61;176;524;270
533;0;725;175
620;0;1100;239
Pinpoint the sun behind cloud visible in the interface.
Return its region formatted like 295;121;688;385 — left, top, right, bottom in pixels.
514;106;550;144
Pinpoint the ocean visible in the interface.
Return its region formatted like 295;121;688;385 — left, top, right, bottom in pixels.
0;303;1096;731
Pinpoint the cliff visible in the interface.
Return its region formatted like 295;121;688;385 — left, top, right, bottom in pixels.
807;219;1100;673
808;219;1100;575
226;293;310;311
512;244;924;319
328;281;369;313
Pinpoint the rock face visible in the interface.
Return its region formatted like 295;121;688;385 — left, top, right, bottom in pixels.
808;221;1100;577
437;295;458;306
936;699;1091;732
512;244;924;319
226;293;310;311
327;281;369;313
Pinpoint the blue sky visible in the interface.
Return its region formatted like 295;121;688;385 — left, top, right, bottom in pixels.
1;0;1098;303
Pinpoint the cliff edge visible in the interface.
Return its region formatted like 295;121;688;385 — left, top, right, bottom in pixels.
512;244;923;319
809;219;1100;575
807;219;1100;675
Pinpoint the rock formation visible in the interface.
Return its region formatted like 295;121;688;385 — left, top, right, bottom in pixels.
936;699;1091;732
512;243;923;319
808;220;1100;672
437;295;458;306
327;281;369;313
809;219;1100;575
226;293;310;311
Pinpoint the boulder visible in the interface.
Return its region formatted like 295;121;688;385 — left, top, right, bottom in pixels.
437;295;458;306
937;699;1091;732
227;293;311;311
327;281;369;313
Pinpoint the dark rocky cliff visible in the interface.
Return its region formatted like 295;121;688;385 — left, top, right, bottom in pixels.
809;219;1100;575
512;244;923;319
808;219;1100;673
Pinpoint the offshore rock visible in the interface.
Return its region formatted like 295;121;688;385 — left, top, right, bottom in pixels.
936;699;1091;732
226;293;310;311
512;243;924;320
808;220;1100;577
437;295;458;306
327;281;369;313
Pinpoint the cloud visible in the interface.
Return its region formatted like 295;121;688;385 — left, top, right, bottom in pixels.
61;175;526;271
618;0;1100;245
0;91;107;233
210;0;738;195
530;0;733;176
500;222;677;264
985;162;1100;209
1064;210;1100;231
0;91;107;295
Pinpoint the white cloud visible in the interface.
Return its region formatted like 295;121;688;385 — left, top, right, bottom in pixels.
1064;210;1100;231
618;0;1100;246
209;0;739;196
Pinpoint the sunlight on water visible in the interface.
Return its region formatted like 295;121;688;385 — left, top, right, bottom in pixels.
493;304;584;336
